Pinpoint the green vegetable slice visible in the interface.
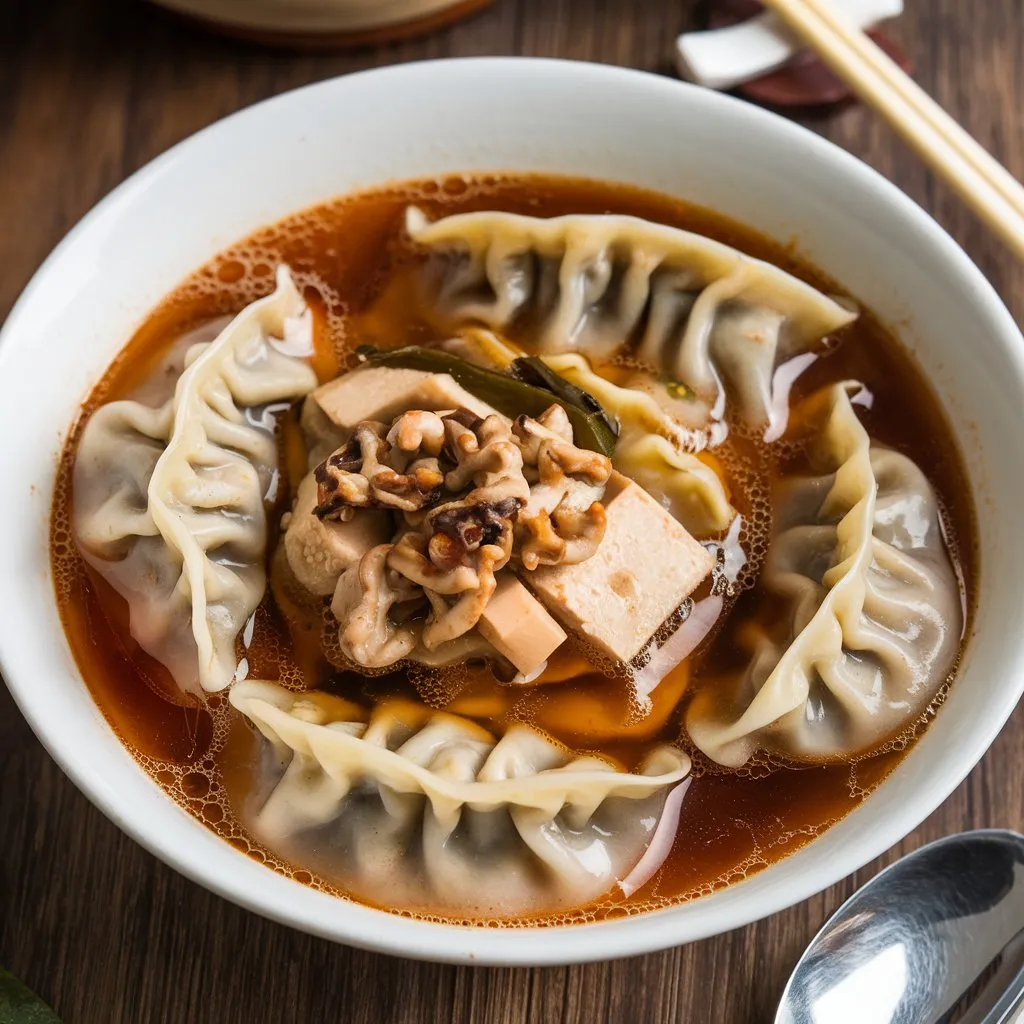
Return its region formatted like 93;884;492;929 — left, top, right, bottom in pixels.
510;357;620;440
0;969;62;1023
356;346;618;457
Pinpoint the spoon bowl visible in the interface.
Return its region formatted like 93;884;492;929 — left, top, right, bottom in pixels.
776;830;1024;1024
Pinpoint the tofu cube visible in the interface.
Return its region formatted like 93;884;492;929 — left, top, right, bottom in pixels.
299;393;346;469
525;474;715;663
284;473;391;597
477;574;567;677
311;366;499;431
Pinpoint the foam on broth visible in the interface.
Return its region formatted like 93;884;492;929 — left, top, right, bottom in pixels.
50;173;976;926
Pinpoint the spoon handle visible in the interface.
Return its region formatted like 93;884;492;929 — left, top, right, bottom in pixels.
982;960;1024;1024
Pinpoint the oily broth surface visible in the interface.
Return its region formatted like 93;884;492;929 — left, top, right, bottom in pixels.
50;173;976;926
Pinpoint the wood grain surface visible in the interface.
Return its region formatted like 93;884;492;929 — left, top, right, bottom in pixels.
1;1;1022;1021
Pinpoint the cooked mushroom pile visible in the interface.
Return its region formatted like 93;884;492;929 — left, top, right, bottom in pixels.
280;355;716;678
318;404;611;669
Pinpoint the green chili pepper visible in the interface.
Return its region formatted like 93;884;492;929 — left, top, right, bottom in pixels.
509;357;620;440
356;346;619;457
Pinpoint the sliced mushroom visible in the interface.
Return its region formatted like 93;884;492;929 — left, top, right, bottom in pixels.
317;397;619;671
315;419;445;518
513;405;612;570
331;544;422;668
519;496;608;570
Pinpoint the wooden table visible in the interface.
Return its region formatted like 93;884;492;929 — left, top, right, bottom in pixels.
1;1;1021;1020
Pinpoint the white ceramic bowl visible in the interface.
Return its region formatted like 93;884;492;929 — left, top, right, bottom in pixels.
1;59;1021;966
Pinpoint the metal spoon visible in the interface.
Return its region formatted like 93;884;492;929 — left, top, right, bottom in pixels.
776;830;1024;1024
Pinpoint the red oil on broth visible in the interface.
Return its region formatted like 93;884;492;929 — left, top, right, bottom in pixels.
50;174;976;925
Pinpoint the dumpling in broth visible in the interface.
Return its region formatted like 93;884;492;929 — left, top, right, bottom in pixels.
229;680;691;917
73;267;318;694
541;352;734;536
407;207;856;438
686;383;962;767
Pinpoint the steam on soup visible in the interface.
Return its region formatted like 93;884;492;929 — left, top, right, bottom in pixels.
52;174;974;924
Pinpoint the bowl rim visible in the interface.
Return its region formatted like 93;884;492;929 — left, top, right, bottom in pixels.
2;56;1022;966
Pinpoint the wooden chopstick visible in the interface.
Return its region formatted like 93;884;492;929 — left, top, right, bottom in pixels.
773;0;1024;217
758;0;1024;261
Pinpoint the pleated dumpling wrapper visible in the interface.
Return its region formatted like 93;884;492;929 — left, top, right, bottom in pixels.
74;267;318;694
407;206;856;441
541;351;734;536
686;382;962;766
230;681;691;917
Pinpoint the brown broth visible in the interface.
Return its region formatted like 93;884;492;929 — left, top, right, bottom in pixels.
50;173;977;925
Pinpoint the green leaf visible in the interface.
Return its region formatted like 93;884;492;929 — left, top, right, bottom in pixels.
0;969;61;1024
358;345;619;457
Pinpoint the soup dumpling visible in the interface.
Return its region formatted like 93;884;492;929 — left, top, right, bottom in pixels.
541;352;734;536
73;267;318;694
686;382;962;766
229;680;691;917
407;207;855;439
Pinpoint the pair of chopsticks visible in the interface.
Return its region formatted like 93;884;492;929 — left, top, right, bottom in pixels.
758;0;1024;262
